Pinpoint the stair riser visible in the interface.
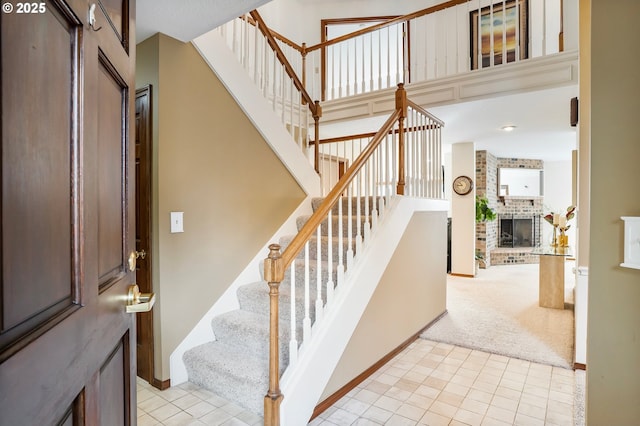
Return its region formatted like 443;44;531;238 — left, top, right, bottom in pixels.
237;283;321;325
184;353;267;415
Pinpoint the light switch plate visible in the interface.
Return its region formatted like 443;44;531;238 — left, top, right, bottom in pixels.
621;216;640;270
170;212;184;233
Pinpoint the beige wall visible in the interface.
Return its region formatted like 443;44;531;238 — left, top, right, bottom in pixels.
587;1;640;424
136;34;306;380
321;211;447;400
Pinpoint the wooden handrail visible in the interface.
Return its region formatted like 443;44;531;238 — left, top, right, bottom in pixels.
305;0;470;53
241;14;306;53
312;124;443;146
249;10;318;116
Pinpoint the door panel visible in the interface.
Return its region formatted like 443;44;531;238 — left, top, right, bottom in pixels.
98;0;129;49
0;0;80;359
0;0;137;423
99;334;131;426
97;55;127;289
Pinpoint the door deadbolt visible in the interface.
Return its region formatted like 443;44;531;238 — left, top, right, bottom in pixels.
128;250;147;272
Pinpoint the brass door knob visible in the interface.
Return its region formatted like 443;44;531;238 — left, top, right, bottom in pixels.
126;284;156;313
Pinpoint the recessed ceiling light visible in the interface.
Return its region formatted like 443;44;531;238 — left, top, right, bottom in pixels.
501;125;517;132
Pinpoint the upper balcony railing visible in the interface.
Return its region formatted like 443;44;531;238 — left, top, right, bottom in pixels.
254;0;568;102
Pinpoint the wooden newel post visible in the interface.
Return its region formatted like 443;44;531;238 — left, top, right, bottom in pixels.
264;244;284;426
395;83;407;195
313;101;322;174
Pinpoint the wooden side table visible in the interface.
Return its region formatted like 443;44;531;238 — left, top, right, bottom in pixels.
533;247;572;309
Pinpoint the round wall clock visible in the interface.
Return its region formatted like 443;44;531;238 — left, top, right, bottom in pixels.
453;175;473;195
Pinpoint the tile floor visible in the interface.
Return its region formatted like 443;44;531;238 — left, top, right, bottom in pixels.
137;339;576;425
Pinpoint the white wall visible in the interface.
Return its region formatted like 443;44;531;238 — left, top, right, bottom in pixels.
543;160;575;247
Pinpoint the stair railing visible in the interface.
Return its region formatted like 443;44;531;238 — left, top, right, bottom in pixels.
313;103;444;198
216;10;322;171
262;84;443;425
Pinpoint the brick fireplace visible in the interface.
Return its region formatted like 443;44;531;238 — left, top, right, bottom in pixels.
476;152;544;266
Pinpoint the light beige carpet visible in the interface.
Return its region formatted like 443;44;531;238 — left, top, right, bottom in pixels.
421;262;575;369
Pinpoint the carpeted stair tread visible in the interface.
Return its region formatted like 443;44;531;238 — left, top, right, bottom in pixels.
183;341;268;415
210;309;292;366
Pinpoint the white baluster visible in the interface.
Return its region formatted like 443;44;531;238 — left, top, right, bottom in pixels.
346;180;354;269
315;225;324;322
326;210;334;306
337;190;345;287
303;241;311;341
363;159;371;243
372;148;379;230
369;32;374;92
289;261;298;366
355;140;363;254
386;26;391;88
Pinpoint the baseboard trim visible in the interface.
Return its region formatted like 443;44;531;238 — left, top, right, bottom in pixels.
310;310;448;421
574;362;586;371
449;273;475;278
152;378;171;390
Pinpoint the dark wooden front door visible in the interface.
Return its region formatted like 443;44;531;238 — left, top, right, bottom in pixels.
1;0;137;424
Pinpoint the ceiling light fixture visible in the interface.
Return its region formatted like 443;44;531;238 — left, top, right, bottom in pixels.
501;125;517;132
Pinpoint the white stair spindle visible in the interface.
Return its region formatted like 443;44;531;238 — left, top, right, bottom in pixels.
355;139;363;254
337;190;345;287
346;41;351;96
326;210;334;306
303;242;311;340
363;159;371;242
372;148;379;229
386;26;391;88
315;225;324;322
369;32;374;92
347;174;354;269
271;51;277;111
339;43;344;98
289;261;298;366
361;36;366;94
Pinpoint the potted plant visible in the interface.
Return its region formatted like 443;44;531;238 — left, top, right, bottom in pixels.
476;195;497;222
475;196;496;271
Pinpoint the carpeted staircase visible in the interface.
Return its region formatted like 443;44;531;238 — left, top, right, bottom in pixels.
183;197;380;415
